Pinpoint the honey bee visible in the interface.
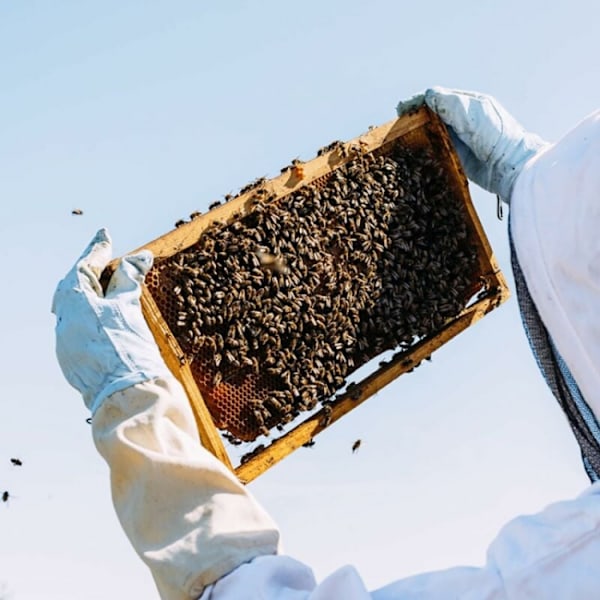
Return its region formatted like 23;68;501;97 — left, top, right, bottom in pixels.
240;177;267;196
223;432;243;446
349;387;362;401
256;250;288;274
240;444;265;465
317;140;342;157
320;405;333;427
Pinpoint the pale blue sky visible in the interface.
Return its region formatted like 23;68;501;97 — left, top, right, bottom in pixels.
1;2;598;599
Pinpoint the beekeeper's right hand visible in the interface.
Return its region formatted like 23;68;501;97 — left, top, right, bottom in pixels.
397;86;549;204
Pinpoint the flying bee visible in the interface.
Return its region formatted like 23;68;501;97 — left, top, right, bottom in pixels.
10;458;22;466
2;491;9;503
71;208;83;216
352;439;362;453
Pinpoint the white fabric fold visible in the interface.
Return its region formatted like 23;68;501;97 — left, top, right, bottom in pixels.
92;376;282;600
198;482;600;599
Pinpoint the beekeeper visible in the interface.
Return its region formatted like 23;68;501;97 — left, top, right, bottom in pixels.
52;87;600;599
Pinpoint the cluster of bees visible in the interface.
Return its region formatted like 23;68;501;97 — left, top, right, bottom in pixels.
151;141;478;442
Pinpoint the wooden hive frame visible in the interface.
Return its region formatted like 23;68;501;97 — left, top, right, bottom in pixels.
108;105;509;484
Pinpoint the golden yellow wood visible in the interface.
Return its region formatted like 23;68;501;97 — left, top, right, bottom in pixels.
141;289;233;470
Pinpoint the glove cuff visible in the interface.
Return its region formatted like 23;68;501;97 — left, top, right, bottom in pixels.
495;133;550;203
88;366;174;414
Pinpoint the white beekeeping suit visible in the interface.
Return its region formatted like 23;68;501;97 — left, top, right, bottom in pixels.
52;88;600;599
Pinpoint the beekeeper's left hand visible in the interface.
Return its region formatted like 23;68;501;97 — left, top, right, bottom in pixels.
51;228;171;414
397;86;549;203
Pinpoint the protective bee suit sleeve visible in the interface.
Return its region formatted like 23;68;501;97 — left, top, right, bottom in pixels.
92;377;282;600
52;232;282;600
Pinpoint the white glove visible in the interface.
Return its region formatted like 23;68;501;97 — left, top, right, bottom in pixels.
397;86;549;203
51;228;172;414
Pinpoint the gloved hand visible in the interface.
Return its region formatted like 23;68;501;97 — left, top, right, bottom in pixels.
397;86;549;203
51;228;172;414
